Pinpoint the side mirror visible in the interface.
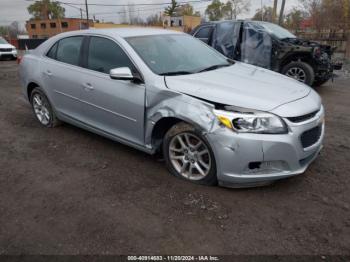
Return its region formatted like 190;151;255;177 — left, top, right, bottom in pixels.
109;67;134;80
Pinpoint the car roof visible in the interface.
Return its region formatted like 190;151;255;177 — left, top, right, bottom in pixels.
58;27;184;39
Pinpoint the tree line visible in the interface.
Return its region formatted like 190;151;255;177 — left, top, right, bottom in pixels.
2;0;349;38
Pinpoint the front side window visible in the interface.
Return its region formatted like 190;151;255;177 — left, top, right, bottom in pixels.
214;22;241;59
126;34;230;75
56;36;83;66
255;22;296;39
87;36;134;74
241;23;272;69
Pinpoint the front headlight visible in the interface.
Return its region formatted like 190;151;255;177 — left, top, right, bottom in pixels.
214;109;288;134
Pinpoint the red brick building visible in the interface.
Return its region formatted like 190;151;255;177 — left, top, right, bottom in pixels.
26;18;94;39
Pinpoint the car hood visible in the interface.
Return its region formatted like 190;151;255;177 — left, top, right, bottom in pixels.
0;43;15;49
281;37;333;55
165;62;311;112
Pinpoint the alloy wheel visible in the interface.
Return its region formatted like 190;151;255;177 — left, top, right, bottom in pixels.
32;93;50;125
286;67;307;83
169;132;211;180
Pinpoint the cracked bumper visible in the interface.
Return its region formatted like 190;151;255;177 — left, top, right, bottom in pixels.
206;108;325;188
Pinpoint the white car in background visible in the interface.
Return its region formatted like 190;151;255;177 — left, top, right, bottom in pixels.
0;37;17;60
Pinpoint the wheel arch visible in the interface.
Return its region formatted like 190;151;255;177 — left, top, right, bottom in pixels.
27;81;40;100
280;52;315;71
150;117;197;152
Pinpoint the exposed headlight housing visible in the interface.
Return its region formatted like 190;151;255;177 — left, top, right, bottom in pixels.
214;109;288;134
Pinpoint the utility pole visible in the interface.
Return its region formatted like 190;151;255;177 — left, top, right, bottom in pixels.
279;0;286;25
85;0;89;28
261;0;263;21
272;0;278;23
80;8;83;19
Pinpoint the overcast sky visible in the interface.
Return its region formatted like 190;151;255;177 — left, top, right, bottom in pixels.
0;0;301;28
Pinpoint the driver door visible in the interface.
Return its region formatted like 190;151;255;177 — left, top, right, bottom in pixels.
79;36;146;145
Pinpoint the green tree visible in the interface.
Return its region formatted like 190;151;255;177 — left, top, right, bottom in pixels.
164;0;179;16
284;7;307;31
205;0;226;21
27;0;65;20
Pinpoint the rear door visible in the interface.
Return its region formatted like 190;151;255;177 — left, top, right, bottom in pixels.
78;36;146;145
41;36;84;120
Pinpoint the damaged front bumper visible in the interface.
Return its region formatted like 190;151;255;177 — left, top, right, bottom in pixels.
205;108;325;188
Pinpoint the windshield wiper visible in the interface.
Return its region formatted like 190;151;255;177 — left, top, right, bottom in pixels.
159;71;194;76
197;63;231;73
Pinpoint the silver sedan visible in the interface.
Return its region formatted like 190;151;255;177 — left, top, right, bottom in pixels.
19;28;324;188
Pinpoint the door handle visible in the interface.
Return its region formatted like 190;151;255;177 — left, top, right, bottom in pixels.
83;83;94;91
44;70;53;77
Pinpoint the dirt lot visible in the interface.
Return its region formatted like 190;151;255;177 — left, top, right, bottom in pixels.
0;60;349;255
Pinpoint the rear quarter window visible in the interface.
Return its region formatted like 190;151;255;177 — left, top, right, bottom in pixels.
46;42;58;59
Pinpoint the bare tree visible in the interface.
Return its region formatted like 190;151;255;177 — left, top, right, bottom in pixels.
252;6;273;22
224;0;251;20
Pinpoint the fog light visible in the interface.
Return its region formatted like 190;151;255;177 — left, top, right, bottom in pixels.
244;161;290;175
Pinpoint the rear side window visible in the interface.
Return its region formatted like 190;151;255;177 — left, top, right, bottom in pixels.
46;42;58;59
87;36;134;74
56;36;83;66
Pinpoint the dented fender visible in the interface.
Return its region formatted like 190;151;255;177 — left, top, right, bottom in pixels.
143;81;222;150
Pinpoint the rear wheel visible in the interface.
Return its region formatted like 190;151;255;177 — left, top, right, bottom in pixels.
163;122;217;186
282;61;315;86
30;87;61;127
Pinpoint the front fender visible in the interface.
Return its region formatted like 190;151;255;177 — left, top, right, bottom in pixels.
144;88;220;149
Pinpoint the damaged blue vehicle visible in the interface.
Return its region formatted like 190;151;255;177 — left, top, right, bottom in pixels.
192;20;342;86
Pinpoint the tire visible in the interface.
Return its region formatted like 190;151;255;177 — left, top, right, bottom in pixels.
281;61;315;86
30;87;61;127
162;122;217;186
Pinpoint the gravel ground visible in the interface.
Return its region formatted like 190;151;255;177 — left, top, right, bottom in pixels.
0;60;349;255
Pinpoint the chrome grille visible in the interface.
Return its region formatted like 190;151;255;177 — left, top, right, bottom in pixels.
287;110;319;123
0;48;13;52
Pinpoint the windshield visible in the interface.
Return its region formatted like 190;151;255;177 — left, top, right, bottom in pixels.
126;34;231;75
0;37;9;44
254;22;296;39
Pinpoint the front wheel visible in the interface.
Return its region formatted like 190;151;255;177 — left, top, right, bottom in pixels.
281;61;315;86
163;122;217;186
